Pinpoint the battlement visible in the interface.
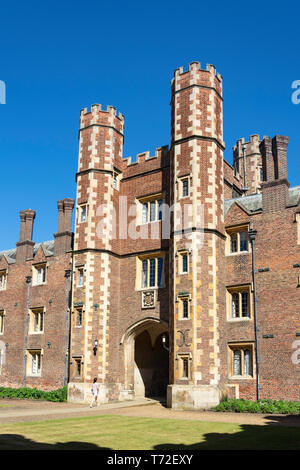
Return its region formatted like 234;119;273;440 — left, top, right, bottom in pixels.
172;61;222;83
79;104;124;133
122;145;169;168
233;134;261;152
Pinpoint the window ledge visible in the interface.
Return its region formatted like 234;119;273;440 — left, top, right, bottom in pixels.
228;375;254;380
27;374;42;378
227;317;251;322
226;251;250;257
136;285;165;292
29;332;44;335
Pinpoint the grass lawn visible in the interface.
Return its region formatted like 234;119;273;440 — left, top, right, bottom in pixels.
1;415;300;450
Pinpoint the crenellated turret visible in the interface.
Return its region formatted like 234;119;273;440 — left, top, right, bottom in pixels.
168;62;225;408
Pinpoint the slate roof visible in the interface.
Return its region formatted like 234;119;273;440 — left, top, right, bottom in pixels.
224;185;300;217
0;240;54;265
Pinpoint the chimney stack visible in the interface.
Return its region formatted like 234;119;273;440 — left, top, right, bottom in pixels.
54;198;74;255
260;135;289;212
16;209;36;263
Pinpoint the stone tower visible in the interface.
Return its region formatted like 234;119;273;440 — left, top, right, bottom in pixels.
167;62;225;408
69;104;125;401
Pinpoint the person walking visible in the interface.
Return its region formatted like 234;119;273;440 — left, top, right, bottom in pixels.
90;377;99;408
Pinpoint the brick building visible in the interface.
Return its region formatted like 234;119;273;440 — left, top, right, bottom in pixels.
1;62;300;408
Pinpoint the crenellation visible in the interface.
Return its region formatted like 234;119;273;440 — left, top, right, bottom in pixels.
122;145;169;168
173;62;222;82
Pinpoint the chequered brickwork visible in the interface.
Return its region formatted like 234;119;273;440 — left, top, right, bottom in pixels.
169;62;225;389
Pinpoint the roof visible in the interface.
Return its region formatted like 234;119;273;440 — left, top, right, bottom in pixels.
224;185;300;217
0;240;54;265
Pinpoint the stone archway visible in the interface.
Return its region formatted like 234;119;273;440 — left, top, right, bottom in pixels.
121;317;169;398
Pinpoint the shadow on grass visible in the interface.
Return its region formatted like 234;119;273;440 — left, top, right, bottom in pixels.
1;415;300;450
0;434;111;450
155;414;300;451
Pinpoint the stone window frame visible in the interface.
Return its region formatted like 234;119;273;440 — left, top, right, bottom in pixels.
226;284;252;322
182;298;189;319
112;168;122;191
225;224;251;256
32;262;47;286
176;352;192;380
72;356;83;378
177;250;189;275
74;306;84;328
136;252;165;290
136;192;165;225
228;342;255;379
78;203;88;224
0;269;7;291
0;309;5;335
26;349;43;377
177;174;191;199
29;306;45;334
76;266;85;288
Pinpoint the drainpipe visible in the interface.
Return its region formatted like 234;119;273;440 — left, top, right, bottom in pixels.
249;229;260;401
64;269;72;386
23;275;32;386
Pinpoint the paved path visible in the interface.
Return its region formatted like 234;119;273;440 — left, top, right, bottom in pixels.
1;398;300;427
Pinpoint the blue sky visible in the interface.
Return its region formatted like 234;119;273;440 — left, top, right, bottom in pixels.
0;0;299;249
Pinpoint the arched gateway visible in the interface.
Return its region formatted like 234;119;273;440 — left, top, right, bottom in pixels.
121;318;169;398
